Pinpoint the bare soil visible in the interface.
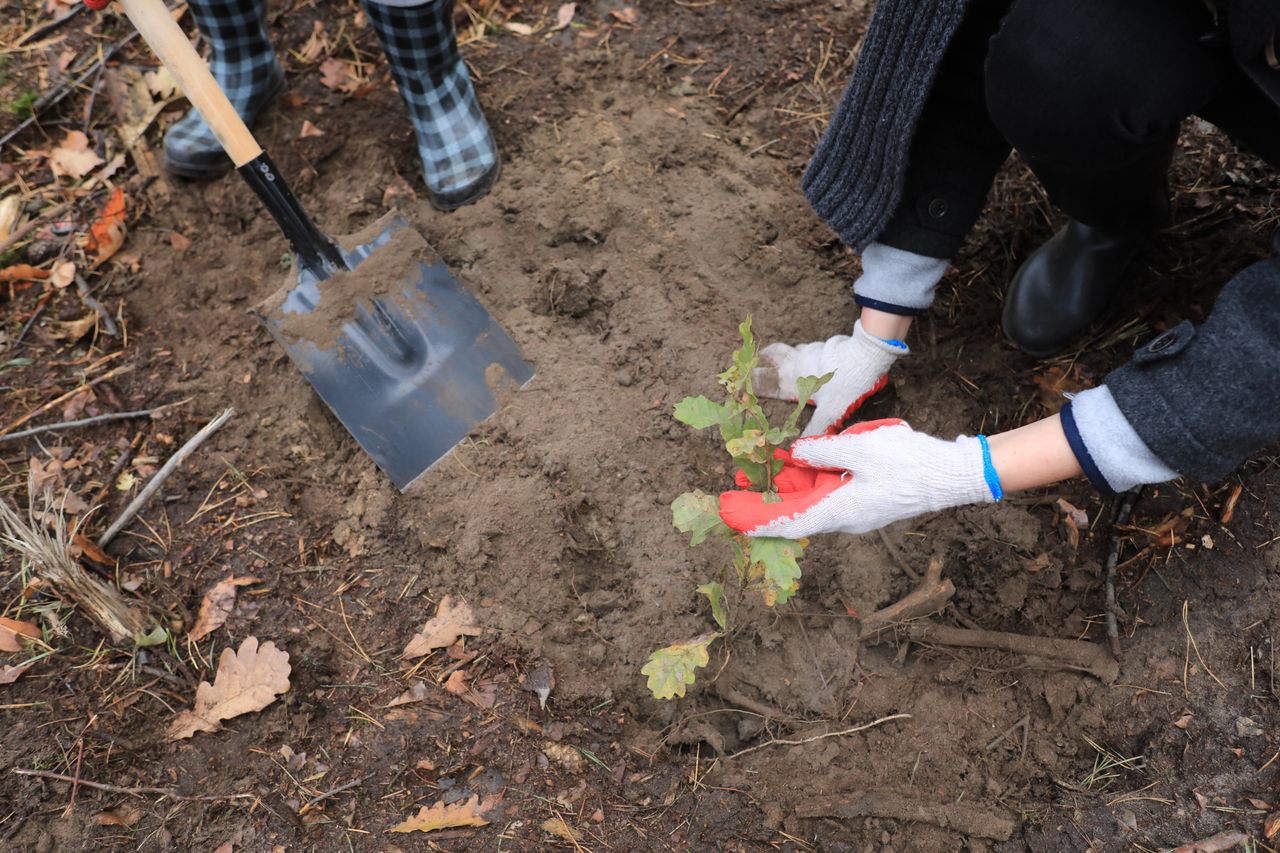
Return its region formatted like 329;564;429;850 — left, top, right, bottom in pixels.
3;1;1280;851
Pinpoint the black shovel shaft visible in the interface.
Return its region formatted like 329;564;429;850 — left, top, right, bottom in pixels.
238;153;346;280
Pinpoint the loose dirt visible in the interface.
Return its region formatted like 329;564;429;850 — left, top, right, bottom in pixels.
3;1;1280;850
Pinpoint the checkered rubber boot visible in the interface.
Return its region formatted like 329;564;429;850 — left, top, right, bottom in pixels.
163;0;284;179
362;0;500;210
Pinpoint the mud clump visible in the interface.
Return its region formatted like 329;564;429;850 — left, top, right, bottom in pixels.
259;213;439;352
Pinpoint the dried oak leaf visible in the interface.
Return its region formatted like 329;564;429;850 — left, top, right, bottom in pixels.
86;186;127;267
95;805;141;827
189;576;260;641
49;130;104;180
541;816;582;843
389;794;490;833
167;636;290;740
0;264;50;283
387;681;433;707
0;662;33;684
318;58;360;93
0;616;40;652
553;3;576;30
402;595;482;658
1266;811;1280;839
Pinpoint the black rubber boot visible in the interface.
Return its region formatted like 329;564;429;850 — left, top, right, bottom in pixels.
1001;219;1144;358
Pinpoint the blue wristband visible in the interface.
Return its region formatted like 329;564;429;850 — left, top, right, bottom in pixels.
976;434;1003;501
879;338;908;350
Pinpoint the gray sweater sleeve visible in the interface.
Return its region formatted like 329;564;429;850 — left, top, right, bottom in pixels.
1106;257;1280;482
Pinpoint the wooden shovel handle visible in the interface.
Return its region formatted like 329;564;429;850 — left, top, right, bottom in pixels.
115;0;263;167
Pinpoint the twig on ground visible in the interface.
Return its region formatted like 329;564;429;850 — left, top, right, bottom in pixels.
793;789;1016;840
984;714;1030;757
0;202;72;259
90;430;145;508
12;768;258;802
876;528;919;581
859;556;953;642
98;407;235;548
1181;600;1226;690
1166;830;1249;853
724;713;910;761
0;402;185;443
75;275;119;338
0;363;133;438
904;622;1119;683
298;775;368;815
716;684;791;720
1104;488;1140;658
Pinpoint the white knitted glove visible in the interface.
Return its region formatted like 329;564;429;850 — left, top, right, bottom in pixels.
753;320;907;437
719;419;1000;538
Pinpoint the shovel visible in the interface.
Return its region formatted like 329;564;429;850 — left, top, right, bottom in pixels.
115;0;534;490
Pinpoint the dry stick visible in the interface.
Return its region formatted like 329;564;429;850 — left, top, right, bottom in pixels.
858;556;953;642
75;275;119;338
794;789;1017;841
1181;599;1226;690
98;407;234;548
298;775;368;814
904;622;1120;683
0;363;132;438
12;768;257;802
90;430;144;508
723;713;910;761
0;201;73;259
0;403;184;443
1104;488;1141;658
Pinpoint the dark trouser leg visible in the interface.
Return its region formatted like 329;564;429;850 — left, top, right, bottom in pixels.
985;0;1231;231
874;0;1013;259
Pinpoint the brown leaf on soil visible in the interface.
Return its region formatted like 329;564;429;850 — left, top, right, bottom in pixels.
402;595;482;658
611;7;638;24
300;120;324;138
189;576;260;641
48;261;76;289
0;616;40;652
1032;364;1088;411
1219;482;1243;524
47;313;97;342
504;21;535;36
0;264;50;282
169;231;192;251
86;187;128;268
318;58;361;93
553;3;576;30
167;636;290;740
387;681;433;707
541;816;582;843
297;20;330;64
1266;811;1280;839
389;795;490;833
49;130;104;179
70;533;113;566
1167;831;1249;853
0;662;33;684
95;805;142;827
443;669;469;695
382;174;417;207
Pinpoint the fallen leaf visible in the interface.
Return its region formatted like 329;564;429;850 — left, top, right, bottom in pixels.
542;741;584;773
318;58;360;93
57;488;88;516
1023;553;1051;573
86;186;127;267
298;20;329;63
387;681;433;707
95;806;141;827
70;533;113;566
1266;811;1280;839
505;21;534;36
116;471;137;492
1220;483;1243;524
382;174;417;207
0;195;22;242
553;3;576;30
390;795;490;833
144;66;178;98
1056;498;1089;530
402;595;482;658
189;576;260;641
611;7;638;24
46;313;97;342
443;669;469;695
1172;712;1193;729
1247;797;1271;810
0;616;40;652
49;130;104;180
0;662;33;684
1167;831;1249;853
48;261;76;289
0;264;49;282
541;816;582;843
300;120;324;138
169;231;192;251
167;636;291;740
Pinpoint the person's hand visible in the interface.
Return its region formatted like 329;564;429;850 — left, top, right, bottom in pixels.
753;320;907;437
718;419;1000;537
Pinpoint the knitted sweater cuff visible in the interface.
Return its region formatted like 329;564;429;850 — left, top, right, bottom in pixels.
852;243;948;314
1061;386;1179;494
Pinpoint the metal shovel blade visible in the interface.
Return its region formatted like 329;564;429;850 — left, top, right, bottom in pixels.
259;216;534;491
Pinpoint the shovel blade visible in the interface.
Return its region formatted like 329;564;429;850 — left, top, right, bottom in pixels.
261;218;533;491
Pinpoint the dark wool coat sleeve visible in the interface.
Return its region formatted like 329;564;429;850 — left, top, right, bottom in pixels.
1106;257;1280;482
801;0;969;252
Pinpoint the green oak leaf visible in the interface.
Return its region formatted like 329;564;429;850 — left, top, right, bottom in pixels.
784;372;835;434
672;491;729;546
673;395;725;430
642;633;718;699
134;625;170;648
751;537;803;606
696;582;728;630
725;429;767;463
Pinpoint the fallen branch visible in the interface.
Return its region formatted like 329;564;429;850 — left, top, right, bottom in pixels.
12;768;257;802
1104;489;1140;657
0;402;184;443
724;713;910;761
75;274;119;338
794;790;1017;840
98;407;235;548
298;775;368;815
858;556;954;642
905;622;1119;683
